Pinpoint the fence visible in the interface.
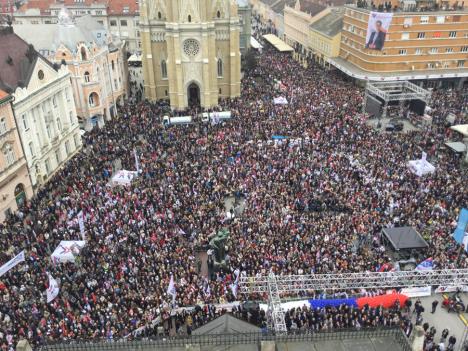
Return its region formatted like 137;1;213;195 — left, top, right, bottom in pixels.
40;327;412;351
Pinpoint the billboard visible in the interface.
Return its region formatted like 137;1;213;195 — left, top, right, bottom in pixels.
365;12;393;51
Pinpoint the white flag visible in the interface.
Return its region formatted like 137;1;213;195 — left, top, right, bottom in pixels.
0;251;25;277
46;273;60;303
78;211;85;241
167;275;176;304
134;149;140;172
230;268;240;298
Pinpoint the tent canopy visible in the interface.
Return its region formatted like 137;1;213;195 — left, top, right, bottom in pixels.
451;124;468;137
250;36;263;50
262;34;294;52
382;227;428;250
445;141;467;153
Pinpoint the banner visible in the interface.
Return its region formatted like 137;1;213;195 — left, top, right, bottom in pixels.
435;286;468;294
111;170;138;186
0;250;25;277
273;97;288;105
399;286;432;298
134;149;140;172
51;241;86;264
78;211;85;241
167;275;176;304
365;12;393;51
453;208;468;249
46;272;60;303
416;258;433;271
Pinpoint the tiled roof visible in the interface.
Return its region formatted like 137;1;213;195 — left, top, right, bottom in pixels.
0;89;10;100
107;0;139;15
18;0;138;16
310;9;344;36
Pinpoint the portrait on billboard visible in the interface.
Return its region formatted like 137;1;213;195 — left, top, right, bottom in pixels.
365;12;393;51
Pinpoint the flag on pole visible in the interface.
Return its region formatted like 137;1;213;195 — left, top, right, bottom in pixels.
78;211;85;241
167;274;176;304
416;258;433;271
229;268;240;298
46;273;60;303
134;149;140;172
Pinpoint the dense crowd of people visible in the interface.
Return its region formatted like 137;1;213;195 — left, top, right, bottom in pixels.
0;28;467;350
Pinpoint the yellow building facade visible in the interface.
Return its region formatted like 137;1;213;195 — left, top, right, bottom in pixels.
308;9;343;66
140;0;242;110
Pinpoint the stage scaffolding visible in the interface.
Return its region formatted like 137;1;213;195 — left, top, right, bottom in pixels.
239;269;468;333
362;81;432;119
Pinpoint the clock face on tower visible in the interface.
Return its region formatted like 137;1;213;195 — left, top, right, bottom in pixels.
183;39;200;57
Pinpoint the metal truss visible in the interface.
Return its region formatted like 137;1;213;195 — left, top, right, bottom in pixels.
239;269;468;333
366;81;432;103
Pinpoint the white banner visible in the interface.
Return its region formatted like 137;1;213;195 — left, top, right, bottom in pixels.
435;286;468;294
167;275;176;304
51;241;86;264
111;170;138;186
134;149;140;172
399;286;432;298
46;272;60;303
78;211;85;241
273;97;288;105
0;250;25;277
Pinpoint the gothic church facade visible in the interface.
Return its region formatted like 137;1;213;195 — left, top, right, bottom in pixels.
140;0;241;110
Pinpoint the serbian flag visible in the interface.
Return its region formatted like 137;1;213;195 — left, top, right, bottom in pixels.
416;258;433;271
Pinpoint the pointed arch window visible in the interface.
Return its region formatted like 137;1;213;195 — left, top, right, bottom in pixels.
217;10;221;18
158;11;162;19
217;58;223;77
161;60;167;79
188;15;192;23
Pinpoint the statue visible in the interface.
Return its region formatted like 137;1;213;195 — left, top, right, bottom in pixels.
208;228;230;270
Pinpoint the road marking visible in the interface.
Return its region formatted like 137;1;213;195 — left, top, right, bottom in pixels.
459;313;468;327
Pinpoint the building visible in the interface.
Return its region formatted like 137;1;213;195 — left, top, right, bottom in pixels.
0;26;81;189
0;90;33;221
308;8;344;66
12;0;141;53
284;0;350;55
250;0;296;37
139;0;242;110
14;10;128;130
237;0;252;52
331;5;468;88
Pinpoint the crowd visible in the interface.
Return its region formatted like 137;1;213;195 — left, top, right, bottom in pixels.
0;29;467;350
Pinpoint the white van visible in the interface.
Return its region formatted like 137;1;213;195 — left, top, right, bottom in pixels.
163;115;193;126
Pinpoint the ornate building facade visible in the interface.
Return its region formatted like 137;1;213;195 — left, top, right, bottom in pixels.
139;0;242;110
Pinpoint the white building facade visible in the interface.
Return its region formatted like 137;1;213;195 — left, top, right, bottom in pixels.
13;63;81;188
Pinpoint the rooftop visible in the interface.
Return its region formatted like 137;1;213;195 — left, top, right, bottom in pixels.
17;0;139;16
310;8;344;37
0;26;54;93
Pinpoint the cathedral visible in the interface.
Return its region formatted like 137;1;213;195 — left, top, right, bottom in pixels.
139;0;242;110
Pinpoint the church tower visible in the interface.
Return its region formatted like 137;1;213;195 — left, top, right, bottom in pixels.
140;0;241;110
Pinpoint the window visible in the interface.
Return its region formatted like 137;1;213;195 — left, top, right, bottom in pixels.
399;49;407;55
84;71;90;82
28;142;34;157
120;20;127;26
217;10;221;18
80;46;87;61
95;10;102;15
56;118;62;132
110;20;117;26
46;124;52;139
3;144;15;166
38;70;44;80
433;32;441;38
428;62;435;69
89;93;99;107
446;47;453;53
443;61;449;68
436;16;445;24
52;96;57;108
123;6;129;14
158;11;162;19
69;111;73;124
403;18;412;26
0;117;6;134
74;134;80;149
415;48;422;55
98;20;104;25
461;46;468;53
55;150;61;164
217;59;223;77
188;15;191;22
449;31;457;38
401;32;409;40
458;60;465;68
66;89;71;102
45;158;50;174
21;114;28;130
65;141;70;155
420;16;429;24
430;47;438;54
161;60;167;78
111;60;115;70
417;32;425;39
